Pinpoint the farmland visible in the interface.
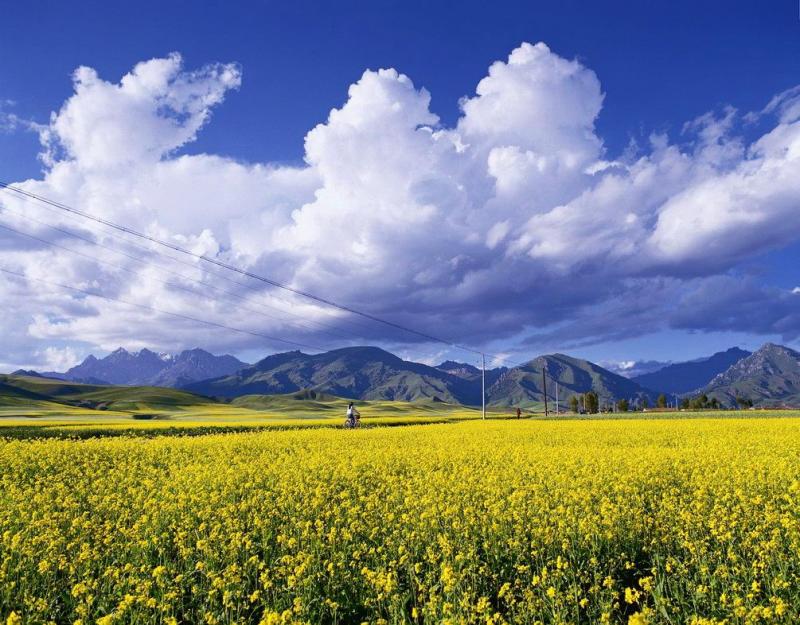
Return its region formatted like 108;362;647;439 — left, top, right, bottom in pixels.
2;416;800;624
0;373;499;439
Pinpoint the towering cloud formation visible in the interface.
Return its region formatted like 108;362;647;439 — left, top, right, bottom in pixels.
39;54;242;170
1;44;799;368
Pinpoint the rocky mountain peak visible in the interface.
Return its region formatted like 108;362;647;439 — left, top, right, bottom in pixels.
706;343;800;390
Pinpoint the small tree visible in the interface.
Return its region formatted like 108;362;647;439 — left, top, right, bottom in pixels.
617;398;629;412
736;396;753;409
680;397;690;409
585;391;599;414
569;395;579;413
641;396;650;410
687;393;713;410
657;394;667;408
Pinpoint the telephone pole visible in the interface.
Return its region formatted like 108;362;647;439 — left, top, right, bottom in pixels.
481;353;486;420
542;369;549;416
555;381;559;415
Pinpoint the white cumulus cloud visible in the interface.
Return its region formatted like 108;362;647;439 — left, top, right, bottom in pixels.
1;44;800;368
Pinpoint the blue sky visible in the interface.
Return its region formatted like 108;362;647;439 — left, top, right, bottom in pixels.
4;0;797;176
1;1;799;371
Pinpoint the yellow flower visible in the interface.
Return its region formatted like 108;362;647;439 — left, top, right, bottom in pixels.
628;610;650;625
2;417;800;625
258;612;280;625
625;587;640;604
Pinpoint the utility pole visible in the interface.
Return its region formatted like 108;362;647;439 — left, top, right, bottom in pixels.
481;353;486;420
555;381;559;415
542;369;549;416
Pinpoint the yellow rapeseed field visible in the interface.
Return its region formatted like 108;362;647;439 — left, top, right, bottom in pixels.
2;418;800;624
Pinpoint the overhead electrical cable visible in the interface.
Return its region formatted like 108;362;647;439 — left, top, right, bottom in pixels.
0;202;380;340
0;266;327;352
0;208;362;344
0;182;485;356
0;220;347;350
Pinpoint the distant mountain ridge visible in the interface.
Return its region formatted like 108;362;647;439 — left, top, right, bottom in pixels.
700;343;800;407
17;342;799;409
435;360;507;387
604;360;671;379
185;346;657;407
632;347;751;394
150;349;247;387
184;346;482;404
66;348;172;385
26;347;247;387
487;353;657;407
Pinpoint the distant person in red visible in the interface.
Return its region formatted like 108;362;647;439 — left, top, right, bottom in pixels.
516;407;521;419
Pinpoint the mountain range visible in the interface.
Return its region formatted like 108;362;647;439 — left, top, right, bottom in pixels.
184;347;486;404
485;353;657;407
185;347;657;407
631;347;751;395
13;341;800;408
18;348;247;387
701;343;800;407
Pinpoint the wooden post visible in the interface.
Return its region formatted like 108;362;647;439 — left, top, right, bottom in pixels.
481;353;486;420
542;368;548;416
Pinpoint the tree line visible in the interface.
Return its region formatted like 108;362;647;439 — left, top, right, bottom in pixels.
566;392;670;414
562;392;753;413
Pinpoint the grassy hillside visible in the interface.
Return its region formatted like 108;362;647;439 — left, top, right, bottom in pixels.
0;374;216;413
0;374;109;397
67;386;216;411
231;391;479;418
0;374;497;436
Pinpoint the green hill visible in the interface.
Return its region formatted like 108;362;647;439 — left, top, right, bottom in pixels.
486;354;657;408
0;374;475;422
231;391;349;414
230;390;471;418
0;374;216;412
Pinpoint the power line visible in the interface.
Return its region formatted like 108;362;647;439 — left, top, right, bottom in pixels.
3;184;487;355
0;207;364;344
2;191;394;341
0;202;381;341
0;187;561;419
0;266;327;352
0;204;526;372
0;220;349;350
0;182;484;355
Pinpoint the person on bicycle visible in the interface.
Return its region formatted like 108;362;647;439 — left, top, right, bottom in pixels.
346;402;360;427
